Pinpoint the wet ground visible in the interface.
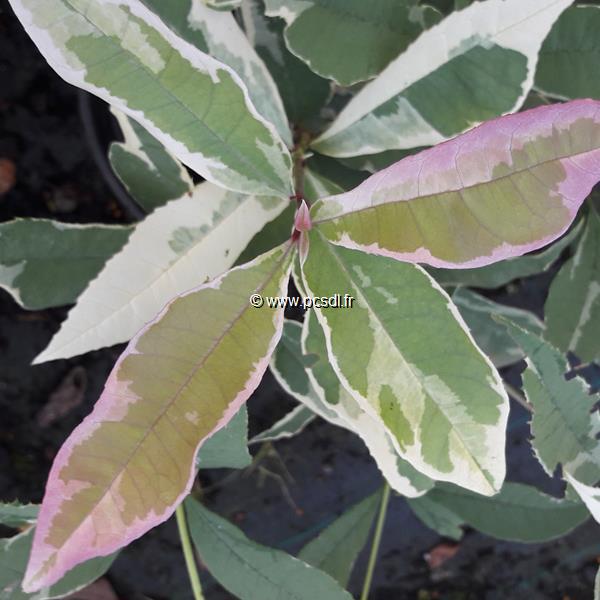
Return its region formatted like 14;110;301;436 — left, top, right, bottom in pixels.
1;2;599;598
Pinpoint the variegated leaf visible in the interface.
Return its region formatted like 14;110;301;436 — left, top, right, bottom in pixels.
301;231;509;495
292;251;307;298
109;107;193;212
535;5;600;101
312;0;571;157
264;0;427;86
311;100;600;269
270;319;433;497
8;0;293;196
503;322;600;485
453;288;545;368
0;219;131;310
269;319;323;405
545;209;600;363
240;0;331;127
139;0;291;145
23;243;294;591
270;320;367;441
35;184;289;363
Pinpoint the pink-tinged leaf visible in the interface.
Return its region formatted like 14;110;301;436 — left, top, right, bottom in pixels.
294;200;312;232
311;99;600;268
23;243;294;592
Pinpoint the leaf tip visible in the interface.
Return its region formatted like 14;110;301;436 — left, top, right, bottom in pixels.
31;346;54;366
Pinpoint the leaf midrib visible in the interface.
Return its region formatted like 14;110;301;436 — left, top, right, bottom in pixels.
43;245;293;566
313;142;599;226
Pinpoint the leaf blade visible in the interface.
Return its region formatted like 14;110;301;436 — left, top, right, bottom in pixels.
503;322;600;484
428;221;582;288
241;0;331;126
0;503;39;529
270;318;433;497
196;406;251;470
452;288;545;368
265;0;426;86
407;494;464;540
535;6;600;101
564;473;600;525
249;403;316;444
23;243;294;591
312;100;600;268
0;219;131;310
423;482;589;542
301;232;509;495
185;497;353;600
301;311;434;497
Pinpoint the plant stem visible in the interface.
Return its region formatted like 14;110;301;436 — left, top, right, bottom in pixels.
291;130;312;204
176;504;205;600
360;482;391;600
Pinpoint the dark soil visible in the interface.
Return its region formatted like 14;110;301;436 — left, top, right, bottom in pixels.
1;2;599;598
